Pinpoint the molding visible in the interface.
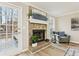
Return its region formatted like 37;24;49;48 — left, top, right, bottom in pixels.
23;2;48;14
56;10;79;17
70;40;79;44
29;18;48;24
14;48;28;56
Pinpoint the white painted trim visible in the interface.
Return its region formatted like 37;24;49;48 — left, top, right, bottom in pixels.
18;6;23;50
7;48;28;56
70;40;79;44
0;3;20;9
29;18;48;24
23;2;48;14
14;49;28;56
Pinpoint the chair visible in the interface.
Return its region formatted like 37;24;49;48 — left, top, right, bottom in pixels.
57;32;70;43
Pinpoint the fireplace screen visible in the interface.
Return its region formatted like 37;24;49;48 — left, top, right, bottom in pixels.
33;30;45;42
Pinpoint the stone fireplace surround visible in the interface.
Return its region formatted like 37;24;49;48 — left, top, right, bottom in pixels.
29;23;47;45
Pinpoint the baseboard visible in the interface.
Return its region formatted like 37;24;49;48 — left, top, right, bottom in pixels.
14;48;28;56
70;40;79;44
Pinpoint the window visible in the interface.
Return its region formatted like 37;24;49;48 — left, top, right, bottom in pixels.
0;6;18;51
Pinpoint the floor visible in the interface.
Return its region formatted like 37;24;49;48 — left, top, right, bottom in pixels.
29;41;51;53
17;42;79;56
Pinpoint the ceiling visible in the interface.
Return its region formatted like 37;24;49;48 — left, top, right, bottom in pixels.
28;2;79;17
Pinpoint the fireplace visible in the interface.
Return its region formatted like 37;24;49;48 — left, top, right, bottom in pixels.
29;23;47;45
33;30;45;42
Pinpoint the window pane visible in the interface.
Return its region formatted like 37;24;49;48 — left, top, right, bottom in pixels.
0;34;6;51
6;16;12;24
0;25;6;33
13;17;18;33
6;34;18;48
13;35;18;47
13;17;18;25
2;16;6;24
13;25;18;33
6;33;12;48
7;25;12;33
7;8;13;16
13;9;18;17
0;16;2;24
0;34;6;39
0;7;2;15
1;7;13;16
2;7;7;15
0;16;6;24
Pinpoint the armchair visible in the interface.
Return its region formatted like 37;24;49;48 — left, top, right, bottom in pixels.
57;32;70;43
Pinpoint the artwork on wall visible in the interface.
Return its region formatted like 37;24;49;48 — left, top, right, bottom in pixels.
28;6;48;21
71;17;79;31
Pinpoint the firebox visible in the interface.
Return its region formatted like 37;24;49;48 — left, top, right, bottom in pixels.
33;30;45;42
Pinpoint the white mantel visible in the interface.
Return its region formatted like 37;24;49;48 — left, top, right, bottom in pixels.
29;17;48;24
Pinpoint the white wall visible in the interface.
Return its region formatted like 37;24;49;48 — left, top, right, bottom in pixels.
56;13;79;44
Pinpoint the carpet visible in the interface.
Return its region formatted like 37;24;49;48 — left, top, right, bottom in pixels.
64;48;79;56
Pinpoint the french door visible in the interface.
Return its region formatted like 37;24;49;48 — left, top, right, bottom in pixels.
0;6;18;52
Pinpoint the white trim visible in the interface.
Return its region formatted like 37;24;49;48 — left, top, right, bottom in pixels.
17;6;23;50
70;40;79;44
23;2;48;14
29;18;48;24
14;49;28;56
0;3;19;9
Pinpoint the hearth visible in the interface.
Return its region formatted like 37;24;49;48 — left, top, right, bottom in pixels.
33;30;45;42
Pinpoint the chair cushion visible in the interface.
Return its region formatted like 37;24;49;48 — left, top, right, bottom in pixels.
58;32;65;36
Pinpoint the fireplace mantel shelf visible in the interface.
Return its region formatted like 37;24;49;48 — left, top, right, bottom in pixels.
29;18;48;24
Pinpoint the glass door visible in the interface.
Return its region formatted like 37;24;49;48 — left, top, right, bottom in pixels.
0;7;6;51
0;6;18;52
